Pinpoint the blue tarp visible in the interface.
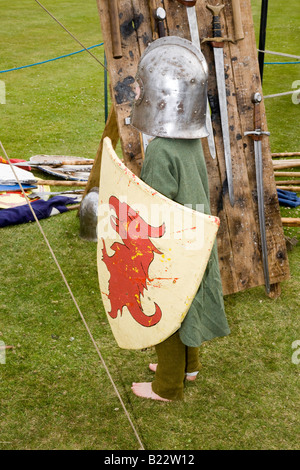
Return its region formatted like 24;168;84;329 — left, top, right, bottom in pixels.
0;196;76;228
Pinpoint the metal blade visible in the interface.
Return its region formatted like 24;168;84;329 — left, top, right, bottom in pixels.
204;103;217;160
213;47;234;206
186;7;216;159
254;140;270;293
186;6;200;48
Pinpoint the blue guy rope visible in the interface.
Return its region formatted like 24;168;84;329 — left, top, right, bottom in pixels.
0;43;104;74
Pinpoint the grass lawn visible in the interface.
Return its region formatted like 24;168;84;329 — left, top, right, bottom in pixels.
0;0;299;450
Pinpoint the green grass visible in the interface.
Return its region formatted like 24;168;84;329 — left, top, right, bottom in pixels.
0;0;106;159
0;0;299;451
251;0;300;152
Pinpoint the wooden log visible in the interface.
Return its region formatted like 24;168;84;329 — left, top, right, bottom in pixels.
38;180;87;187
97;0;152;175
10;159;94;167
81;105;119;202
281;218;300;227
212;0;285;292
272;152;300;157
193;0;250;293
267;283;281;300
273;163;300;170
95;0;290;296
67;204;81;211
273;160;300;170
276;186;300;192
274;180;300;185
273;159;300;164
274;172;300;177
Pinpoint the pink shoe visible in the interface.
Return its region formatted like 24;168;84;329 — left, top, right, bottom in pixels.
149;363;199;381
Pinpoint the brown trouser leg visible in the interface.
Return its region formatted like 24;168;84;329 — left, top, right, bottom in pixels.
152;331;201;400
186;346;201;375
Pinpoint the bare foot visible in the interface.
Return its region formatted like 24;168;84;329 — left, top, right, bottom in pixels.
185;372;198;382
131;382;171;401
149;363;157;373
149;363;198;381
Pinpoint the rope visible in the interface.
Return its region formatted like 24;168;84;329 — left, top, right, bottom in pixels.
0;44;103;74
0;141;145;451
264;89;300;99
1;46;298;74
258;49;300;60
33;0;107;71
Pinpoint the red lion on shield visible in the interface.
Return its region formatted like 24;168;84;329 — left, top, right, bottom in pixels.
101;196;166;327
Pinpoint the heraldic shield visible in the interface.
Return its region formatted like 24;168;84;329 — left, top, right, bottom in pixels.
97;137;220;350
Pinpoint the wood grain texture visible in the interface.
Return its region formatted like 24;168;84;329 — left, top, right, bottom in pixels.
81;105;119;201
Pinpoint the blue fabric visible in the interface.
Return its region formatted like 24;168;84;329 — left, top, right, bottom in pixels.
0;184;37;192
0;196;76;228
277;189;300;208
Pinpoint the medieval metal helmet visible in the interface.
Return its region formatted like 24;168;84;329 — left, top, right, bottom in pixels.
131;36;209;139
79;187;99;242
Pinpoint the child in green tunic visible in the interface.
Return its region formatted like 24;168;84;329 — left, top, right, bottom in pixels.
131;138;230;401
130;37;230;401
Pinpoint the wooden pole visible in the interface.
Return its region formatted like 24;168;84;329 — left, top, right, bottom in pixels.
273;161;300;170
281;218;300;227
272;152;300;157
258;0;269;83
80;105;119;202
274;172;300;177
108;0;123;59
95;0;290;297
231;0;245;41
276;186;300;192
38;180;87;187
274;180;300;185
